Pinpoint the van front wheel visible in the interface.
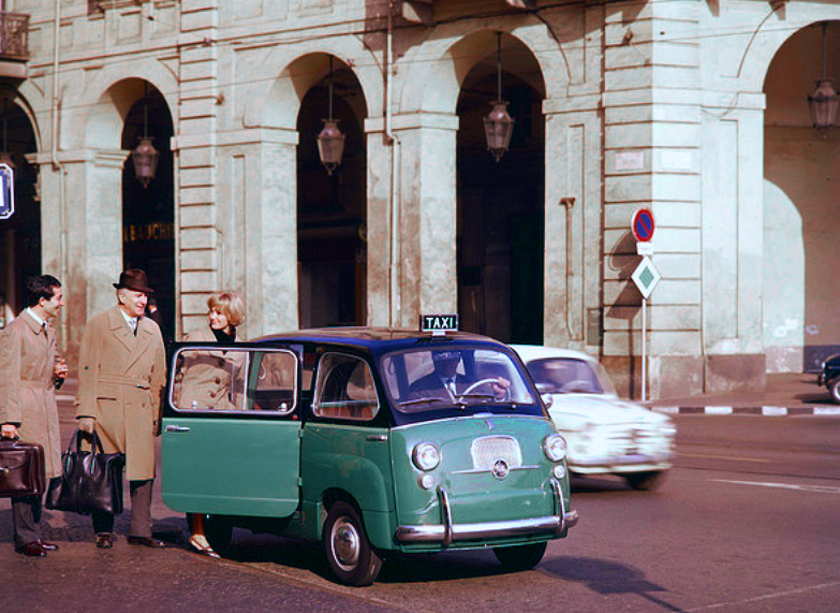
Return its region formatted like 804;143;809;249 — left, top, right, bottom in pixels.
323;501;383;586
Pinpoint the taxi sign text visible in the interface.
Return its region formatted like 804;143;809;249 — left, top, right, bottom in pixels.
420;314;458;334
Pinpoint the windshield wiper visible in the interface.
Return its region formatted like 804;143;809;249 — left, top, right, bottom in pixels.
398;397;445;408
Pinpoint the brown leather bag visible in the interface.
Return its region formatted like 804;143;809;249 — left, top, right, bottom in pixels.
0;438;46;498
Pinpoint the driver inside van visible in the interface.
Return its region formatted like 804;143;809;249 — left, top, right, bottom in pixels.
408;350;510;402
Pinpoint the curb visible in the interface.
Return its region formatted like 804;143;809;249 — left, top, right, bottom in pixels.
650;406;840;416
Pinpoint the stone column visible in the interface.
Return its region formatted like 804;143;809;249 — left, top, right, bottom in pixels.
543;95;602;351
215;128;300;338
602;0;705;398
30;148;129;365
384;112;459;328
699;92;766;391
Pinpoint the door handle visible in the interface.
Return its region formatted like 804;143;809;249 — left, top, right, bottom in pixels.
366;434;387;442
165;425;190;433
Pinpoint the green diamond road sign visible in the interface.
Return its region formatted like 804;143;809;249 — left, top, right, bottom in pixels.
631;256;661;299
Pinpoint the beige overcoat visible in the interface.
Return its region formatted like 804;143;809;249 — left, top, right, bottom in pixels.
74;306;166;481
0;311;62;479
178;326;243;410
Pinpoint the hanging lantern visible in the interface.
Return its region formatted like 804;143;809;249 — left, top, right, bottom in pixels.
808;23;840;134
132;137;159;188
317;118;346;175
484;101;515;162
484;32;514;162
132;87;159;188
317;57;345;175
809;79;839;132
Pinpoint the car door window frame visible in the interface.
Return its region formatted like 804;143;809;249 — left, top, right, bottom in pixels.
167;344;299;418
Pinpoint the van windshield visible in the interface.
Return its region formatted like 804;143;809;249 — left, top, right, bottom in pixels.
381;346;540;417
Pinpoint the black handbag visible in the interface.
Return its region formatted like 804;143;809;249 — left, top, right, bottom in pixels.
0;438;46;498
46;430;125;515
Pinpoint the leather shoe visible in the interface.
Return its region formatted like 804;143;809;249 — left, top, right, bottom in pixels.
95;533;114;549
38;539;59;551
127;535;166;548
16;541;47;557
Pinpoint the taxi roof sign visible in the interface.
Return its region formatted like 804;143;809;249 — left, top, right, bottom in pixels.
420;314;458;336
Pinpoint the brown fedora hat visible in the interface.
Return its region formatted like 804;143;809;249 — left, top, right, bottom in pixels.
113;269;154;294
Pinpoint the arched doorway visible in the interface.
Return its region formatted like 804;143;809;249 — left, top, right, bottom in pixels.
456;34;545;344
296;57;367;328
763;21;840;373
120;83;175;342
0;88;38;326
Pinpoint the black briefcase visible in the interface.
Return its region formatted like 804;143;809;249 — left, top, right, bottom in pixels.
46;430;125;515
0;438;46;498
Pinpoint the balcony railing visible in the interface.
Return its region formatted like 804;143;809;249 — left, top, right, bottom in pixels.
0;12;29;61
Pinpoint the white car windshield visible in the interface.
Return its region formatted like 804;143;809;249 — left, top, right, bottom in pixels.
526;357;617;396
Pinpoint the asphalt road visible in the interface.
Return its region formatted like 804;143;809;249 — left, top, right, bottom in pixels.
2;414;838;612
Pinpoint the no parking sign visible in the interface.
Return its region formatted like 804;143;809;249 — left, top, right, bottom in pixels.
631;208;655;242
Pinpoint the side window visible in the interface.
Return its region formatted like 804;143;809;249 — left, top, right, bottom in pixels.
312;353;379;421
171;348;249;412
170;347;297;415
248;350;298;414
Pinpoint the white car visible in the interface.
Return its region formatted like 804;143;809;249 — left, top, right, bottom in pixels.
512;345;676;490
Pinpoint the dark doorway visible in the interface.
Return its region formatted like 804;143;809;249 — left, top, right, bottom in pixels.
121;85;175;343
456;40;545;344
0;90;39;326
296;62;367;328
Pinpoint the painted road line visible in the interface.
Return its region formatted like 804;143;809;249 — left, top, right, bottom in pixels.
712;479;840;495
680;453;772;463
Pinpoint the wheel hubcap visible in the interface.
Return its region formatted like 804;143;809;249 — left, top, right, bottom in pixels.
332;518;360;570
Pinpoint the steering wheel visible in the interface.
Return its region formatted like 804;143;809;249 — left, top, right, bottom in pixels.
459;378;511;402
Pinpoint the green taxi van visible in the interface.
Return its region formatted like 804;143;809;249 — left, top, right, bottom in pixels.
161;323;578;585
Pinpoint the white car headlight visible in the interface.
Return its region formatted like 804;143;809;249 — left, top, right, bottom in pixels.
412;442;441;471
543;433;567;462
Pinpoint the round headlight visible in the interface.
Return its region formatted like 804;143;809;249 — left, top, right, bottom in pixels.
543;433;567;462
412;442;441;471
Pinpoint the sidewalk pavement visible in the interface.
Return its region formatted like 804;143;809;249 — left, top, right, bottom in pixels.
644;372;840;416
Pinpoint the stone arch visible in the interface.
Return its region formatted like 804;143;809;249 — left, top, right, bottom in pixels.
738;5;840;92
243;39;379;131
399;21;557;116
78;62;178;150
0;85;41;151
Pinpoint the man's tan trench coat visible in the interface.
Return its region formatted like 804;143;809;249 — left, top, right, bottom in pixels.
75;306;166;481
0;311;62;479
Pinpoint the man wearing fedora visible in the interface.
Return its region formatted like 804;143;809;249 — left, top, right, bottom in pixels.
75;269;167;549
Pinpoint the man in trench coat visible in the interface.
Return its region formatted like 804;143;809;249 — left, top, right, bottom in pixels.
0;275;68;556
75;269;166;549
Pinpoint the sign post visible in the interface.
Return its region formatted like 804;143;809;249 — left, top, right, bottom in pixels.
630;208;658;402
0;163;13;220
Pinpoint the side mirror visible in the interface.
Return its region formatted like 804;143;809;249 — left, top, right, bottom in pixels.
541;393;553;409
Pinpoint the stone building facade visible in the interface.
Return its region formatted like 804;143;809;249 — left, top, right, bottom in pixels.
1;0;839;399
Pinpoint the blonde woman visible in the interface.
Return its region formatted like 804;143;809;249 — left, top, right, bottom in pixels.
180;291;245;556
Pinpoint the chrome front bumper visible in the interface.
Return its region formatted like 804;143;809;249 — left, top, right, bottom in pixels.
395;479;579;546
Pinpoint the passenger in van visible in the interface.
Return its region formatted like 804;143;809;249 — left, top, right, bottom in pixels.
179;292;245;411
179;290;246;558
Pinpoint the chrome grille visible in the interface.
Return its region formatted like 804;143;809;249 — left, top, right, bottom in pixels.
470;436;522;470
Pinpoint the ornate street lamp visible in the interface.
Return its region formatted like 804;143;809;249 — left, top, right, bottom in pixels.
317;56;346;175
483;32;515;162
808;23;839;134
131;87;159;188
